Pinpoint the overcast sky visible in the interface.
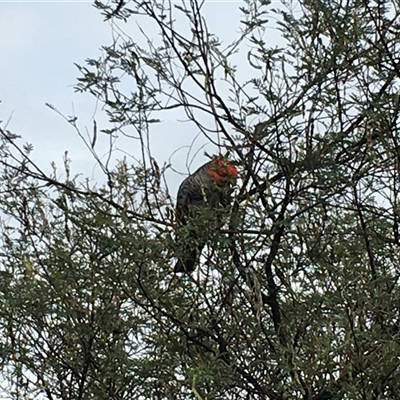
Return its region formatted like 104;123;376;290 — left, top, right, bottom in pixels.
1;1;113;178
0;1;276;193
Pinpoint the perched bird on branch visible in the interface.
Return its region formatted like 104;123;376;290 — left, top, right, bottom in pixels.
174;156;238;273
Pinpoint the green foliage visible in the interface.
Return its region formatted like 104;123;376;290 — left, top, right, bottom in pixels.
2;0;400;398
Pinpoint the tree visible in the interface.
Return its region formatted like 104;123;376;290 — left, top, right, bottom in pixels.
1;0;400;398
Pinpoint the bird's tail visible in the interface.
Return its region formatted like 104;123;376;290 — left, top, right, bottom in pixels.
174;237;205;273
174;250;197;273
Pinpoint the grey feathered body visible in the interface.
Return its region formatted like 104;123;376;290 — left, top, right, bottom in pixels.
174;161;233;273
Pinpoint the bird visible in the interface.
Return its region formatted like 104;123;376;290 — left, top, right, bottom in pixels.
174;155;238;273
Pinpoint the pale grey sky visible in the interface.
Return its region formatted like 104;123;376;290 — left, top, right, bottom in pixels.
0;1;279;192
1;1;113;176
